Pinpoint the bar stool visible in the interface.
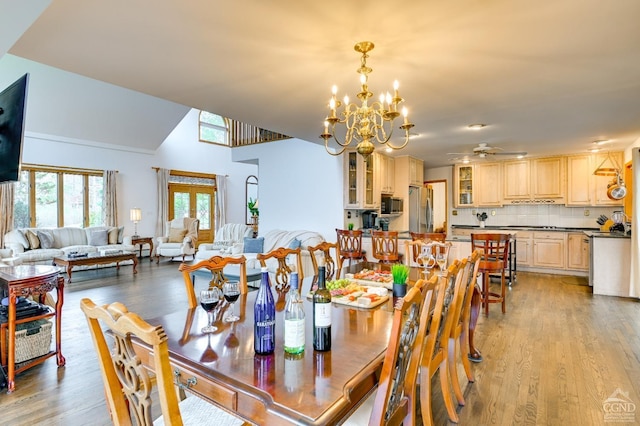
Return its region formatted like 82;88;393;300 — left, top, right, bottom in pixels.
336;229;367;268
371;230;400;264
470;233;510;316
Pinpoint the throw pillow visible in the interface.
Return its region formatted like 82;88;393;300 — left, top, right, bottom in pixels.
168;228;188;243
37;230;55;249
288;238;302;250
108;227;119;244
243;237;264;254
117;226;124;244
88;230;109;246
26;230;40;249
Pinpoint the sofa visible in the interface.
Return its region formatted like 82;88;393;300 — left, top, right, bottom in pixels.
3;226;135;267
196;228;325;279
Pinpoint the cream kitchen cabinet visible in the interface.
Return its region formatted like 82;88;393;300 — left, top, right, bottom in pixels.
566;152;624;206
566;233;589;271
344;151;378;209
376;154;395;194
395;156;424;188
454;164;474;207
532;231;566;269
453;162;502;207
503;160;530;199
515;231;533;267
503;157;565;202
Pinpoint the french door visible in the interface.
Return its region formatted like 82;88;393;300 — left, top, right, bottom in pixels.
168;183;214;244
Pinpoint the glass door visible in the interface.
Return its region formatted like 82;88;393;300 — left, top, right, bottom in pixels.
169;183;214;244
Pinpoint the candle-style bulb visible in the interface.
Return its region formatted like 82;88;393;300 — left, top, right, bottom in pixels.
332;85;338;95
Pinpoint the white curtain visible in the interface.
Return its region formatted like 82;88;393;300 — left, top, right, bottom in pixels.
215;175;227;232
156;168;170;237
629;148;639;298
0;182;14;248
104;170;118;227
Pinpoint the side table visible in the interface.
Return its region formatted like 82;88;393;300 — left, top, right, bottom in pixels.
0;265;65;393
131;236;154;261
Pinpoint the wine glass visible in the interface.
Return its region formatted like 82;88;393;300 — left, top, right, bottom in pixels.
223;281;240;322
435;250;448;276
200;288;221;333
417;244;436;278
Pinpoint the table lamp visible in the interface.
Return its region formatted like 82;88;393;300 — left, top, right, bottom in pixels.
130;208;142;238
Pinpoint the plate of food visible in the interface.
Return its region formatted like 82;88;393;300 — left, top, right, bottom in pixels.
308;278;390;309
345;269;394;290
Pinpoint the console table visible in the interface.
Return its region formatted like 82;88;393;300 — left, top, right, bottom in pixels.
131;236;154;261
0;265;65;393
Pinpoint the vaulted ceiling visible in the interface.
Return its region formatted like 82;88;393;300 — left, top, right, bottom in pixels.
3;1;640;167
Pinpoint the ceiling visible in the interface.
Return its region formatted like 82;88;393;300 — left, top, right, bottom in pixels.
6;0;640;168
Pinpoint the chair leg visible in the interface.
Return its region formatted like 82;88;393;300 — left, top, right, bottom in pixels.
501;272;506;314
448;337;465;406
483;273;490;317
439;360;459;423
419;367;435;426
459;327;474;382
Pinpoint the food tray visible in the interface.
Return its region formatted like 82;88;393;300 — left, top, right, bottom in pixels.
344;272;394;290
331;293;389;309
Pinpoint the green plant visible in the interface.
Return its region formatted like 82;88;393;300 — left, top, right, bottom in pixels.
348;223;354;230
476;212;488;222
248;198;259;216
391;264;410;285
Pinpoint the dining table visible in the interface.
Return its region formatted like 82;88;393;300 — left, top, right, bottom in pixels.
132;261;482;425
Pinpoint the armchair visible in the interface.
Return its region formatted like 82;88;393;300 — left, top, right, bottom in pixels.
155;217;200;263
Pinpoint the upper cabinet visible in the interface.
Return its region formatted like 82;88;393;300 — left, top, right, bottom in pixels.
376;154;395;194
566;152;624;206
503;159;530;199
408;157;424;187
344;151;378;209
453;162;502;207
503;157;565;202
395;156;424;188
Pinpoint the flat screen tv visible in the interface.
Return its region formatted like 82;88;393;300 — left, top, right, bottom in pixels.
0;73;29;183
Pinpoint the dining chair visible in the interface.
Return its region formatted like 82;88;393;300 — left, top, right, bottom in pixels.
308;241;341;282
336;229;367;268
256;247;303;292
410;232;446;243
79;298;248;426
178;255;249;309
470;233;510;316
419;258;467;425
371;230;400;264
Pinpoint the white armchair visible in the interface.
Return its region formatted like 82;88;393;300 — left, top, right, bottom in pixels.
155;217;200;263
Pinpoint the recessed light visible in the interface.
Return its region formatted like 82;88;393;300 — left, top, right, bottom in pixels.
593;139;610;145
462;159;470;164
467;124;486;130
589;148;601;153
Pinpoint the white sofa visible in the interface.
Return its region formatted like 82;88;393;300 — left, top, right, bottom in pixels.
196;228;325;279
3;226;135;267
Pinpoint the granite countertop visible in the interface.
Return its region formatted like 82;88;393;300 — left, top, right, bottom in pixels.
451;225;600;232
583;230;631;239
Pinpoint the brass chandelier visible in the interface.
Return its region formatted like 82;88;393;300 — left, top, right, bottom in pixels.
320;41;414;158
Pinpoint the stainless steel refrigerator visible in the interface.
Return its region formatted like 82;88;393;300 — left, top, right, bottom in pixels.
408;186;434;233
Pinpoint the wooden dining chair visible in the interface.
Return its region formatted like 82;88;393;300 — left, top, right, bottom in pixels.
470;233;510;316
79;298;248;426
410;232;446;243
308;241;341;282
178;255;249;309
419;258;467;425
256;247;303;292
371;230;400;264
336;229;367;268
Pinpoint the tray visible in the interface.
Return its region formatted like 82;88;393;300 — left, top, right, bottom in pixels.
307;286;390;309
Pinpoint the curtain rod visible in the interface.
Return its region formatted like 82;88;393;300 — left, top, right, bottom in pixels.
151;167;228;177
22;163;116;174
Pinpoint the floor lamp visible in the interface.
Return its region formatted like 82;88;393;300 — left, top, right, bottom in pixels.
130;208;142;238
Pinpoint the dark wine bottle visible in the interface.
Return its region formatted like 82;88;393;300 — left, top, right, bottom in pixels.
254;267;275;355
313;265;331;351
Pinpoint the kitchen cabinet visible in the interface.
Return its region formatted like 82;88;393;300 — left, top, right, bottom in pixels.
395;156;424;188
376;154;395;194
532;231;565;269
453;162;502;207
344;151;378;209
515;231;533;267
566;233;589;271
454;164;474;207
503;157;565;202
503;160;530;199
566;152;624;206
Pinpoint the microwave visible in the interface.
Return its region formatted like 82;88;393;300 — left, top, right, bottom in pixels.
381;196;403;214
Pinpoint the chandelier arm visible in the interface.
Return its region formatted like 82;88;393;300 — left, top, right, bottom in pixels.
324;137;349;156
384;132;411;150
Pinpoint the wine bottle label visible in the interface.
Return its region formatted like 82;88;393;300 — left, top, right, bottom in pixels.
314;303;331;327
284;318;305;348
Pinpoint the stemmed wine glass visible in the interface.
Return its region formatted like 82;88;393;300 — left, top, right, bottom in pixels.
435;247;448;276
223;281;240;322
200;288;221;333
417;243;436;278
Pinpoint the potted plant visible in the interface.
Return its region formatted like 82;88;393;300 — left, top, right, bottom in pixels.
348;223;354;230
391;264;410;297
476;211;488;228
247;198;259;217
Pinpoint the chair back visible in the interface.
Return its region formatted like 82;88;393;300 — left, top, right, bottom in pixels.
434;259;466;352
80;298;183;426
459;250;482;327
371;230;400;264
256;247;304;292
308;241;341;282
410;232;446;242
179;255;249;309
336;229;367;265
470;233;510;269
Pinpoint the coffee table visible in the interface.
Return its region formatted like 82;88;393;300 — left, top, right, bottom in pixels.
53;251;138;283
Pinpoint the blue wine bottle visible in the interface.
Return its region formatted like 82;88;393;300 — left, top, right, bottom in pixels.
254;267;275;355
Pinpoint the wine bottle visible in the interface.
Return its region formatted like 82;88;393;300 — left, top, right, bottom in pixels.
284;272;305;354
254;267;275;355
313;265;331;351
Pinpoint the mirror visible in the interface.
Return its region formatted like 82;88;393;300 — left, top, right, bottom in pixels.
425;180;447;233
245;175;258;225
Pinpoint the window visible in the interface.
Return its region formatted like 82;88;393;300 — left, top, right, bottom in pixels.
199;111;229;146
13;165;105;228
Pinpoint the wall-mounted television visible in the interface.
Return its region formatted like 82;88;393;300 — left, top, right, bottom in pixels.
0;73;29;183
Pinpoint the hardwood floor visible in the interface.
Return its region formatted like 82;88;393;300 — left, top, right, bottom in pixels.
1;262;639;425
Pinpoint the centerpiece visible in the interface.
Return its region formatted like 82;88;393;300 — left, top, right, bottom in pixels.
391;264;410;297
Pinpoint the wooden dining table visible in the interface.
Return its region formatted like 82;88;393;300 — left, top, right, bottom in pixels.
132;262;482;425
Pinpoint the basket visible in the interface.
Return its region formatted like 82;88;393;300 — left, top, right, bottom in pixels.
8;319;53;364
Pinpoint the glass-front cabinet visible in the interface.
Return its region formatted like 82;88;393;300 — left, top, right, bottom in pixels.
454;164;474;207
344;151;378;209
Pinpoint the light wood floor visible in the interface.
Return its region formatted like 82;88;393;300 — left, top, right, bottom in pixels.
1;261;639;425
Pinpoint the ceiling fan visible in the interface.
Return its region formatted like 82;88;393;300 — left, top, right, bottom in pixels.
447;143;528;160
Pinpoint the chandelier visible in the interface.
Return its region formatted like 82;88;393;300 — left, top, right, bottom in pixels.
320;41;414;158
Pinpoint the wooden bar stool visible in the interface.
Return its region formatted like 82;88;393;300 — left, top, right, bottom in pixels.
470;233;510;316
336;229;367;268
371;230;401;264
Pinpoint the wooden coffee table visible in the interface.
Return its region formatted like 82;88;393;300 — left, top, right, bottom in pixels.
53;252;138;283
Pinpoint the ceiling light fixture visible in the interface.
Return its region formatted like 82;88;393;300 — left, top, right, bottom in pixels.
467;124;486;130
320;41;414;158
593;139;610;145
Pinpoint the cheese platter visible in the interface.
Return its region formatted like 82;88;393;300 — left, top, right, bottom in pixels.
308;278;390;309
345;269;394;290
